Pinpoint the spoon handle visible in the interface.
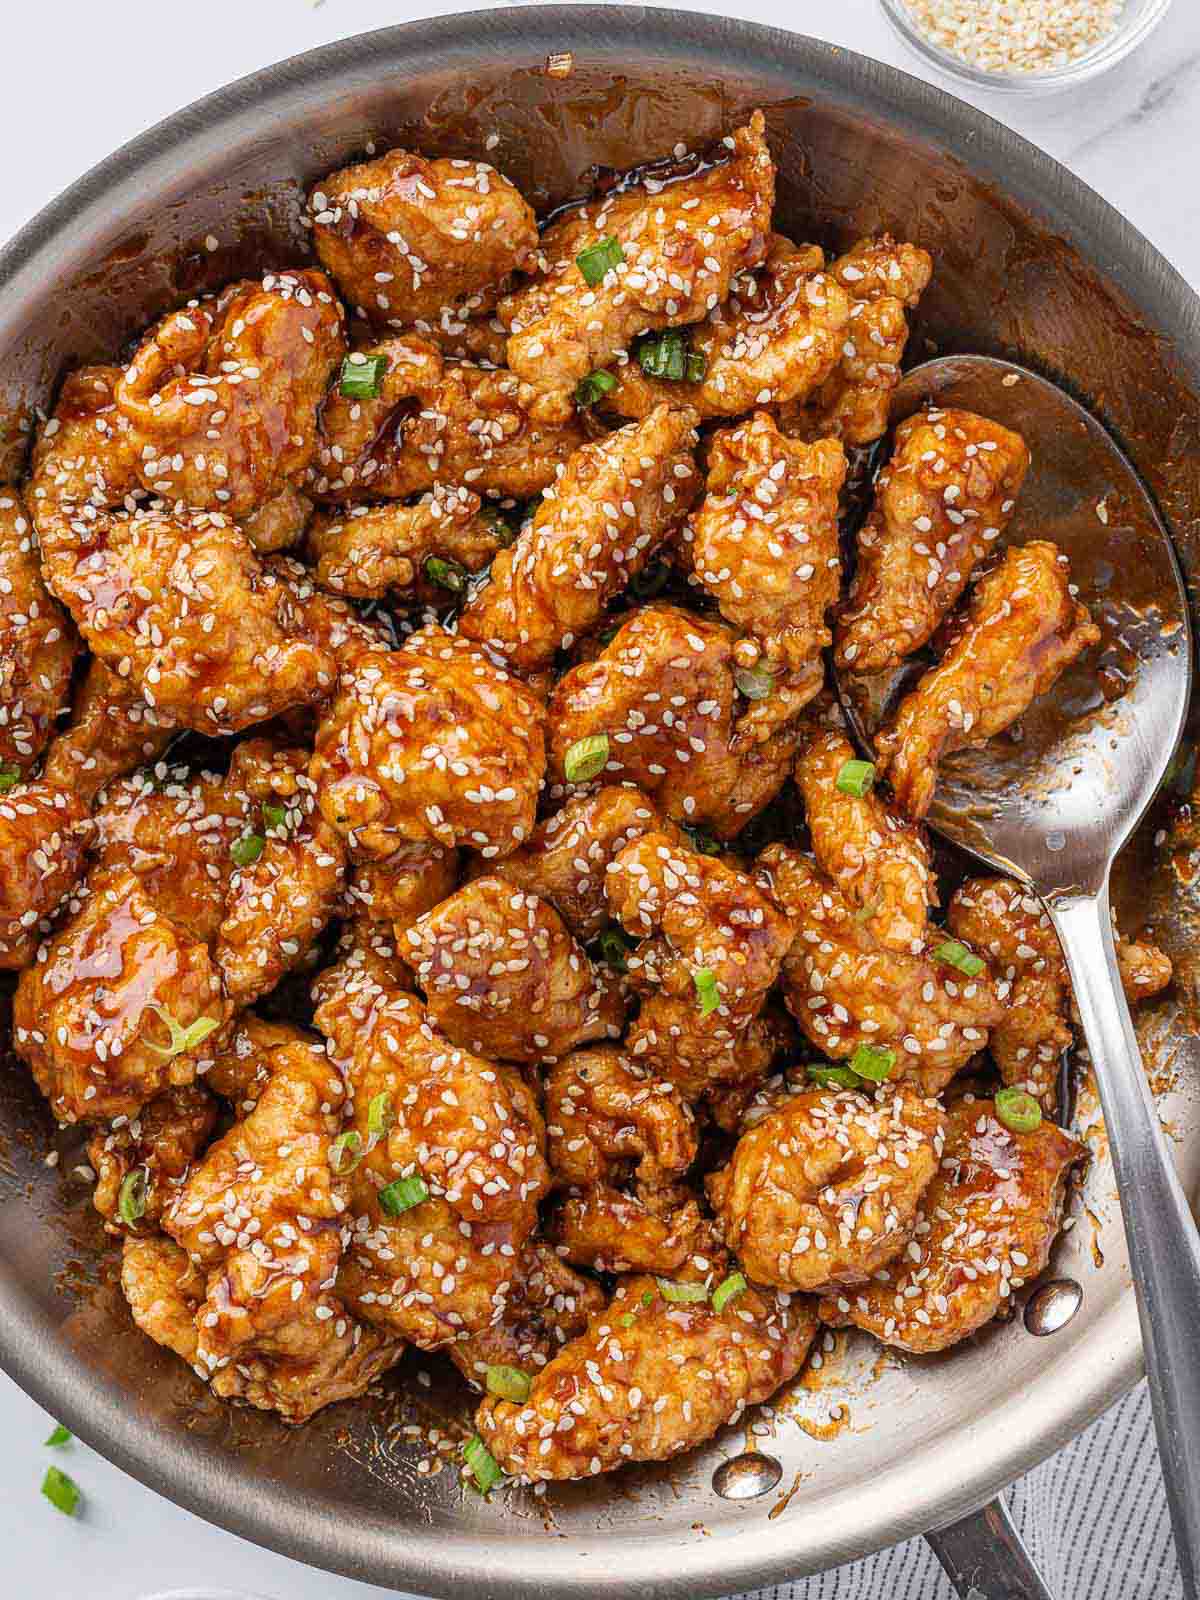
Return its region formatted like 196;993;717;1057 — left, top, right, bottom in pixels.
1048;884;1200;1600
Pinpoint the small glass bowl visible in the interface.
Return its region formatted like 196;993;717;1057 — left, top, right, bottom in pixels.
878;0;1174;95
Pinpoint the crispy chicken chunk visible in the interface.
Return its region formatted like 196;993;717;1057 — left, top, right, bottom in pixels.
550;1182;722;1278
448;1241;605;1385
819;1098;1084;1353
88;1084;218;1235
476;1271;817;1481
836;408;1031;674
308;485;506;599
241;484;313;555
41;658;174;800
706;1083;945;1292
687;412;844;684
797;730;934;953
113;270;346;518
27;366;141;517
0;493;75;773
759;844;1003;1095
343;842;460;940
311;627;545;860
500;114;774;395
458;405;700;673
877;541;1101;818
405;878;624;1063
548;605;802;838
311;148;537;326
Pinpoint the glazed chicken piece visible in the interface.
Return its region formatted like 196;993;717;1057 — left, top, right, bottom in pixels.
309;336;585;503
404;878;624;1063
605;832;796;1112
122;1234;401;1423
500;113;775;395
686;411;844;688
476;1271;818;1481
797;729;934;954
310;147;537;326
241;483;313;555
27;365;141;517
835;408;1031;675
203;1012;301;1113
780;235;933;447
310;626;545;860
876;541;1101;819
458;404;700;673
308;485;507;600
41;658;175;800
820;1098;1085;1353
448;1241;605;1386
113;269;346;518
548;604;803;838
758;844;1003;1095
706;1082;945;1293
343;841;460;940
88;1084;218;1236
0;493;75;774
551;1183;722;1279
604;241;852;420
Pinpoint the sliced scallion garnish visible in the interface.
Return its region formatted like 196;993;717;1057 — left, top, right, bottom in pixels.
835;759;876;798
933;940;986;978
44;1425;72;1448
806;1063;863;1091
575;236;623;287
367;1092;393;1140
339;353;389;399
734;666;775;701
0;763;20;792
563;733;609;784
849;1043;896;1083
231;833;265;868
378;1175;428;1215
711;1272;747;1313
995;1087;1043;1135
637;328;688;381
143;1006;219;1062
594;925;634;974
41;1466;80;1516
118;1167;149;1226
693;967;720;1016
656;1278;709;1304
425;555;468;593
575;369;617;407
485;1365;532;1403
463;1435;504;1493
262;801;288;831
329;1131;364;1177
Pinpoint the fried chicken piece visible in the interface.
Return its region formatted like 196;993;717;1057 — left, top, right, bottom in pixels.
448;1241;605;1385
606;832;795;1110
405;878;624;1063
203;1013;301;1112
476;1271;818;1481
27;366;141;518
242;484;313;554
604;241;852;420
458;405;700;673
548;605;802;838
835;408;1031;674
500;114;774;394
343;842;460;939
759;844;1003;1095
797;730;934;953
41;658;174;800
819;1098;1084;1353
544;1046;698;1189
0;493;75;774
121;1234;401;1423
309;336;585;503
1118;936;1174;999
550;1182;722;1278
308;485;506;599
706;1083;945;1293
113;270;346;518
88;1084;218;1236
310;627;545;860
311;148;537;326
780;236;932;447
686;412;844;685
876;542;1101;819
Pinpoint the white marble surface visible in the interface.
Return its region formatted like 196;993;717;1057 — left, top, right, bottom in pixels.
0;1;1197;1596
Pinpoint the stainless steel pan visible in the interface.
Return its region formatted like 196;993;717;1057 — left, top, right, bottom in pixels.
2;10;1199;1596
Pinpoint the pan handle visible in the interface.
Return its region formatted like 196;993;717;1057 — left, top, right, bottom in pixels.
924;1496;1056;1600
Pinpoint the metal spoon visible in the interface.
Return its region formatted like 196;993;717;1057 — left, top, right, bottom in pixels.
835;354;1199;1598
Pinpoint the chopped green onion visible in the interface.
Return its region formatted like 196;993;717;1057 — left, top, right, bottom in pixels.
734;666;775;701
41;1466;80;1516
575;369;617;407
118;1167;149;1227
685;351;708;383
995;1087;1043;1135
835;759;876;798
619;1311;636;1328
329;1131;364;1177
485;1365;532;1403
367;1092;393;1140
641;1289;655;1307
806;1063;864;1091
378;1175;429;1215
143;1006;219;1062
681;823;721;856
637;328;688;381
629;560;670;600
463;1436;503;1493
711;1272;748;1313
481;505;520;546
425;555;468;594
0;763;19;792
656;1278;709;1303
595;925;633;974
231;833;265;867
563;733;609;784
694;968;720;1016
339;353;389;398
44;1425;72;1448
849;1043;896;1083
576;236;624;286
934;940;986;978
262;802;288;831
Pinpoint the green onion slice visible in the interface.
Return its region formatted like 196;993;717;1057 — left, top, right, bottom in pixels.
694;967;720;1016
681;823;721;856
41;1466;80;1516
118;1167;149;1227
262;801;288;831
575;369;618;407
378;1175;428;1215
231;833;265;868
45;1425;72;1448
143;1006;219;1062
563;733;609;784
0;763;20;792
329;1130;364;1177
619;1311;636;1328
994;1087;1043;1135
425;555;468;593
641;1289;655;1307
933;939;986;978
339;352;389;399
849;1043;896;1083
734;666;775;701
576;236;624;286
637;328;688;381
485;1365;532;1403
629;560;670;600
685;351;708;383
463;1436;504;1493
806;1063;863;1091
656;1278;709;1303
711;1272;748;1313
595;925;633;974
835;759;876;798
367;1091;393;1140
